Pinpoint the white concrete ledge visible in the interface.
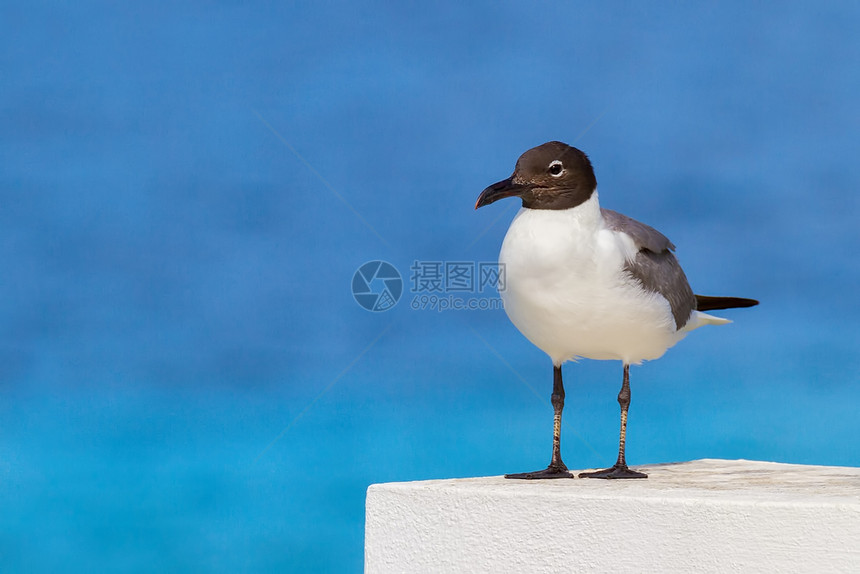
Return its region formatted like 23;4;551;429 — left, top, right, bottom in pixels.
365;459;860;573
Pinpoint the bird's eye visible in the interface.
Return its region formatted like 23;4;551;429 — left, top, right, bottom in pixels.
548;160;564;177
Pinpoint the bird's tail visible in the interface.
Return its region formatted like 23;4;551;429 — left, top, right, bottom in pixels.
695;295;759;311
682;311;731;332
681;295;759;333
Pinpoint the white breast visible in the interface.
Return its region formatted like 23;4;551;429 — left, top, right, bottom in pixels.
498;194;686;365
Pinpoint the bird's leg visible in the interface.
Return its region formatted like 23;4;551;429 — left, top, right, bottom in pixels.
506;364;575;479
548;364;567;470
579;364;647;479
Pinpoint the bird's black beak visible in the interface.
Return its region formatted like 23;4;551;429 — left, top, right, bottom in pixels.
475;178;530;209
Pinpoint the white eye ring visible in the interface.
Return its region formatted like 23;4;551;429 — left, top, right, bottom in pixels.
548;160;564;177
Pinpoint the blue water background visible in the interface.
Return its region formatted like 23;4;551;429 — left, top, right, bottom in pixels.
2;2;859;571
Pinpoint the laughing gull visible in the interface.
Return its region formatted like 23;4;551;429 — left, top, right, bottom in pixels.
475;141;758;479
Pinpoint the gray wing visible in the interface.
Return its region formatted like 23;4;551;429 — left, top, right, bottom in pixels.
602;208;695;329
602;209;675;252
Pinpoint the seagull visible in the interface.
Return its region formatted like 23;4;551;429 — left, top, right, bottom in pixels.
475;141;758;479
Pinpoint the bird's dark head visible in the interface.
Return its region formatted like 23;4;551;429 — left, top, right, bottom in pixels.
475;141;597;210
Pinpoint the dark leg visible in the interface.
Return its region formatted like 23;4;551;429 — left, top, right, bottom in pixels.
579;364;647;479
506;364;575;479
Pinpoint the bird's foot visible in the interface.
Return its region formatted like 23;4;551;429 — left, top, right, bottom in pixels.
578;464;647;479
505;463;575;480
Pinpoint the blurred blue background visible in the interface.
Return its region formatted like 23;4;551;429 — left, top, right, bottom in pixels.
2;1;859;571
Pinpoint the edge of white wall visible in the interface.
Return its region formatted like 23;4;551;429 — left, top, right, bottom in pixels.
365;459;860;573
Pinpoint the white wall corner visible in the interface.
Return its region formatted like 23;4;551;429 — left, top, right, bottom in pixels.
365;459;860;573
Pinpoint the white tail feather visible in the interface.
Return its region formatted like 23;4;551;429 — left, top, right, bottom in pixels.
682;311;732;332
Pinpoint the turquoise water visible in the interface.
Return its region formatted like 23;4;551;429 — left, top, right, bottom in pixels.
2;2;859;571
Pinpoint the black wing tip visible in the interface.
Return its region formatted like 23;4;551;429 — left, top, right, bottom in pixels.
695;295;759;311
